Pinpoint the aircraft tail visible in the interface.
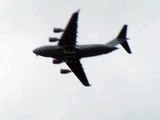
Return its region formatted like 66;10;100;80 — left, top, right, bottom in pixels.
117;25;131;54
106;25;132;54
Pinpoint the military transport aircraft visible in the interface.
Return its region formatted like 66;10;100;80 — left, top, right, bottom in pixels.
33;10;131;87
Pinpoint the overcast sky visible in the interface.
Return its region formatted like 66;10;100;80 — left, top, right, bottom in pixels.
0;0;160;120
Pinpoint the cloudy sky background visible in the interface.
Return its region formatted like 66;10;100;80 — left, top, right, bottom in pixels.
0;0;160;120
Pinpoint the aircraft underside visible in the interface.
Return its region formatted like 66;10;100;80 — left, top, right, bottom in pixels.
33;10;131;87
50;45;118;60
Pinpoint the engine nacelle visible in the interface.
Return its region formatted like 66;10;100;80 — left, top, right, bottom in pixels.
49;37;59;42
53;28;64;33
60;69;71;74
52;59;63;64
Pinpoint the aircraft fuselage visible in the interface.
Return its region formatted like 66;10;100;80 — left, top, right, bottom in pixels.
33;44;117;60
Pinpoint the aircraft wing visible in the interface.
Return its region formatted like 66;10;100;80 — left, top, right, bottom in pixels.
58;10;79;47
65;59;90;87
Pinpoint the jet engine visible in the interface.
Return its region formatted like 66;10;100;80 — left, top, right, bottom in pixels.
60;69;71;74
52;59;63;64
49;37;59;42
53;28;64;33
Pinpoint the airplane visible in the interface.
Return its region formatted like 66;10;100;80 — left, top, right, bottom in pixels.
33;10;131;87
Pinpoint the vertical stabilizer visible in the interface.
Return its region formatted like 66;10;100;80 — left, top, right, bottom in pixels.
117;25;127;39
117;25;132;54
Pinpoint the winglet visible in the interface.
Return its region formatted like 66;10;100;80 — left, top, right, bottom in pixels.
117;25;132;54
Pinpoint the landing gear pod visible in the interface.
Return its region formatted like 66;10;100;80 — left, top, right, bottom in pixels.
52;59;63;64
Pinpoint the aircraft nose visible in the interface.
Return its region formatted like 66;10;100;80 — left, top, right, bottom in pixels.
33;48;39;55
33;46;51;57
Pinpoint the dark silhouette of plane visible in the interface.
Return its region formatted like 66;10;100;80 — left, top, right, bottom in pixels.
33;10;131;87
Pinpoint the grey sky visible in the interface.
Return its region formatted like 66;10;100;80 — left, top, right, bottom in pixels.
0;0;160;120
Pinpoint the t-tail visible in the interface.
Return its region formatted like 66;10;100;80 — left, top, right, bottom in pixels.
106;25;132;54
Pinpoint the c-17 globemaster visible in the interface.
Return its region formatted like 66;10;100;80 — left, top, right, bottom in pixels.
33;10;131;87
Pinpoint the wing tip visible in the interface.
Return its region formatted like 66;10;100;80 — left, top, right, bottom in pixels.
84;83;91;87
77;9;80;13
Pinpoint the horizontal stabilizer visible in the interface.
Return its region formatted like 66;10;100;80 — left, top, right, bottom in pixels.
106;25;132;54
117;25;132;54
121;40;132;53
